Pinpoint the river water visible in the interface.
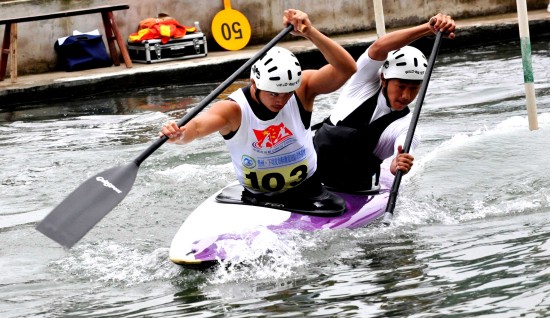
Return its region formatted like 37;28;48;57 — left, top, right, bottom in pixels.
1;37;549;317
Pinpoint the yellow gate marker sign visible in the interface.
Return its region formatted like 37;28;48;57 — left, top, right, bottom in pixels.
211;0;251;51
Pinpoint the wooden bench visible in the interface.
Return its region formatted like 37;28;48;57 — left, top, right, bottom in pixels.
0;4;133;83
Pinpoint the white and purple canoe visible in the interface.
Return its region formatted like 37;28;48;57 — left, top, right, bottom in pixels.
169;170;393;268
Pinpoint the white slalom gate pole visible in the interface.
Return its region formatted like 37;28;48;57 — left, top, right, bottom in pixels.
373;0;386;37
516;0;539;130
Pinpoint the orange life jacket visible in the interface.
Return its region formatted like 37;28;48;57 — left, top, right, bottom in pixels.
129;19;196;44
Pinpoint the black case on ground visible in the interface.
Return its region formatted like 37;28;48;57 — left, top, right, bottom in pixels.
127;32;207;64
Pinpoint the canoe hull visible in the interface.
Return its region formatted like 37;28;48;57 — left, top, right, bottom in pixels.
169;182;390;266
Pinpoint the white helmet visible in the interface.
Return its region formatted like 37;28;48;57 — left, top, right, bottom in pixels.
382;46;427;81
250;46;302;93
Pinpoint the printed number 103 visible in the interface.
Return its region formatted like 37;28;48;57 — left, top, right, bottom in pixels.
244;165;308;192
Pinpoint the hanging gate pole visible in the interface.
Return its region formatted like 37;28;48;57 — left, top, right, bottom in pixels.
373;0;386;37
516;0;539;131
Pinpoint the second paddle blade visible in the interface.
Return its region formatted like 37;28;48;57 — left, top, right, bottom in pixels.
36;161;139;248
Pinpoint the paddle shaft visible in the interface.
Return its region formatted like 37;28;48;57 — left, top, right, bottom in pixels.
382;32;443;224
134;25;294;166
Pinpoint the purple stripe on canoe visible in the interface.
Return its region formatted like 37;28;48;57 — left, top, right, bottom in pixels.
190;190;389;263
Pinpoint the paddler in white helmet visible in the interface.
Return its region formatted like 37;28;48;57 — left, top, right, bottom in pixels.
161;9;356;212
313;13;456;193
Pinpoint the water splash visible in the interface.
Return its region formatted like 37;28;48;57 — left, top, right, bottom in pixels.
398;113;550;226
49;241;184;286
205;229;306;284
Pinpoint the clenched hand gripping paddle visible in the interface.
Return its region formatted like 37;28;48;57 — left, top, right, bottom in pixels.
36;25;294;248
382;31;443;225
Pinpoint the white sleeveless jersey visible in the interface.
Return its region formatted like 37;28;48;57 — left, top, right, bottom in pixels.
225;89;317;194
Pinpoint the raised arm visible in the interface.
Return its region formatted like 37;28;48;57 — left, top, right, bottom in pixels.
368;13;455;61
283;9;357;110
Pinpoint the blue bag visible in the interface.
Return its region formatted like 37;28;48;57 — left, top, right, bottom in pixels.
54;34;113;72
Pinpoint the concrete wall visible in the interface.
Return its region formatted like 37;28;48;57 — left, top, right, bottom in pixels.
0;0;548;75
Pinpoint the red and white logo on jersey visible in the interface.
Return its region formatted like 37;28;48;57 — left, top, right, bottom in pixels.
252;123;293;149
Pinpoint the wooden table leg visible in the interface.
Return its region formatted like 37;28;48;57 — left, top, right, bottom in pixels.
101;11;120;66
0;23;11;81
9;23;17;83
108;11;132;68
101;11;132;68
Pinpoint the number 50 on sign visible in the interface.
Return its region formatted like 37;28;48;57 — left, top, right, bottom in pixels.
211;0;251;51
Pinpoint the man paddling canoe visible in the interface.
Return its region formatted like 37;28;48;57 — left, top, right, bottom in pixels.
160;9;356;212
313;13;456;193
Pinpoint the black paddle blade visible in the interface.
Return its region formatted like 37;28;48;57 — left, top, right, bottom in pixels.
36;162;139;248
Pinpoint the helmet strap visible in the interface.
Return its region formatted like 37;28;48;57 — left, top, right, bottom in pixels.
253;84;269;109
381;78;393;110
